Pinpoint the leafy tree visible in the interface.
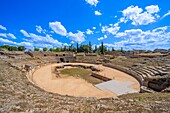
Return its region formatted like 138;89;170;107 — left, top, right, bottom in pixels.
43;47;48;52
8;46;18;51
79;44;89;53
0;45;10;50
72;47;76;52
97;42;107;55
49;48;54;52
69;44;73;52
60;47;63;52
34;47;40;51
107;49;110;52
55;47;61;52
95;49;101;54
18;46;26;51
94;45;98;53
63;46;67;51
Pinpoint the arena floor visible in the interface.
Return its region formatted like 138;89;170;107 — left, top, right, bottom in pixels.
32;63;140;98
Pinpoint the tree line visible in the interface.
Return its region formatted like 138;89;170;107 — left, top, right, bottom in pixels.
0;45;26;51
33;42;110;54
0;42;123;54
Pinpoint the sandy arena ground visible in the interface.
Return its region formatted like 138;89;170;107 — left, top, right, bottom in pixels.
32;63;140;98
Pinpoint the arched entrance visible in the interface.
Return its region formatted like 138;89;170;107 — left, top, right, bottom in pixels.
60;58;65;62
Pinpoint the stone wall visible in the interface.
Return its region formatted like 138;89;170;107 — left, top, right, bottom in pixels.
91;72;112;81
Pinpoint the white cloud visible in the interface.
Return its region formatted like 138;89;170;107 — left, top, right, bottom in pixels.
20;29;66;47
71;41;74;44
21;20;86;47
34;43;53;48
113;26;170;50
92;27;96;29
0;33;16;39
121;5;160;26
119;17;128;23
0;25;7;30
95;11;102;16
49;21;67;36
0;33;7;38
114;22;119;27
36;25;47;34
152;26;168;32
98;35;107;41
131;12;155;25
98;37;104;41
102;25;120;35
0;37;32;48
20;42;33;47
104;35;107;39
0;38;15;45
36;25;43;33
115;32;126;38
162;10;170;19
86;29;93;35
145;5;160;14
29;33;62;46
85;0;99;6
8;33;16;39
20;29;30;37
67;31;85;43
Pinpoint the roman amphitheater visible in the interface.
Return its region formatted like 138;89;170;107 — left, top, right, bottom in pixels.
0;50;170;112
29;63;140;98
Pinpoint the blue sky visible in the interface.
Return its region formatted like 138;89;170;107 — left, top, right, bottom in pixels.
0;0;170;50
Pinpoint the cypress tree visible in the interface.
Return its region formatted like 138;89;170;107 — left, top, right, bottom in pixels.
89;41;92;53
101;42;104;54
76;43;79;53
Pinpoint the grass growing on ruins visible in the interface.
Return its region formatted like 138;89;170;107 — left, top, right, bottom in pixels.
60;68;103;84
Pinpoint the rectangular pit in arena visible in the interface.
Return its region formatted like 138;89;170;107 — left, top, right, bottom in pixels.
95;80;138;95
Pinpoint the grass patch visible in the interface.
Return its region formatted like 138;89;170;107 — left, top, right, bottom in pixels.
60;68;103;84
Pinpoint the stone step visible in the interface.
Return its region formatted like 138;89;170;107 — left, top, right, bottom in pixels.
133;68;152;77
148;67;168;76
130;69;147;78
139;68;155;76
143;67;160;75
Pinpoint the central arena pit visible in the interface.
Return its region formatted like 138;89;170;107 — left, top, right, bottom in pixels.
32;63;140;98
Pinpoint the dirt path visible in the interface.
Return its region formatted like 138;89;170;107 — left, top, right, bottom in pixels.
32;63;140;98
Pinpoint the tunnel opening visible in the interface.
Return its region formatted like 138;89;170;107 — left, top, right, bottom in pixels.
60;58;65;62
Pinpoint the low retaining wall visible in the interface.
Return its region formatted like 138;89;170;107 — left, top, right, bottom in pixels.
61;64;101;72
25;62;147;93
91;72;112;81
26;63;54;85
102;63;144;89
